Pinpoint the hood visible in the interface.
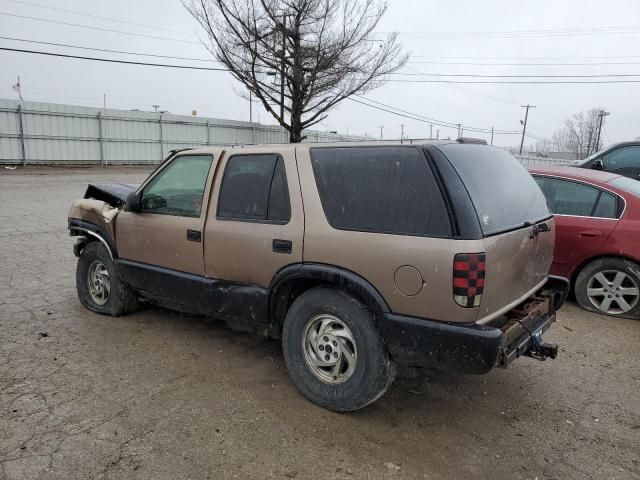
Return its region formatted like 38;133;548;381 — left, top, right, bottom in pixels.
84;183;139;208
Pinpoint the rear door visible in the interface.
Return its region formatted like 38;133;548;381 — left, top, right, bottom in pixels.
601;145;640;180
533;175;620;277
202;147;304;320
436;144;554;321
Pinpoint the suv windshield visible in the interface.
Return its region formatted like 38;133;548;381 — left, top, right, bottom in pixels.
438;144;550;236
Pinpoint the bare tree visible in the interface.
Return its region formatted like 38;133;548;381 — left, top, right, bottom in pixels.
183;0;407;143
552;108;605;159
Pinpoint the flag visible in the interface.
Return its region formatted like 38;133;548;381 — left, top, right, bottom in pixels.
12;81;23;100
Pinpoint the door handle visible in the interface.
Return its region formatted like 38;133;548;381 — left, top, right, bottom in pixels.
579;230;602;238
272;239;292;254
187;229;202;242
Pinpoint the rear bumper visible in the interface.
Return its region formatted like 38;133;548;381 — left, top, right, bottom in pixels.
377;276;569;374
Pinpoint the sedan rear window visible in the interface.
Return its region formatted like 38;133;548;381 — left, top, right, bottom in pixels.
610;176;640;197
438;144;550;236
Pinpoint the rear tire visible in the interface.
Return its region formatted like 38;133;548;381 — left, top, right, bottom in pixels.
575;257;640;319
282;287;396;412
76;241;139;316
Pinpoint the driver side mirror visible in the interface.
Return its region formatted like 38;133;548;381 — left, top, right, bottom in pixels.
592;158;604;171
124;191;142;212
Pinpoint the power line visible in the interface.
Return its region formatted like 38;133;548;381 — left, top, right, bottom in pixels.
0;36;218;62
353;95;519;134
5;0;196;36
0;47;227;71
408;60;640;66
374;25;640;39
6;44;640;85
0;12;201;44
384;78;640;84
392;72;640;78
8;37;639;76
410;54;640;60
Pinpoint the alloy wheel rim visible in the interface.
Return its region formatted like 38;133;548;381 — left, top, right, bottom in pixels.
586;269;639;315
87;260;110;306
302;314;357;384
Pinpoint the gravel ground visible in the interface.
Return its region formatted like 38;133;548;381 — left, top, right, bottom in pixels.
1;167;639;480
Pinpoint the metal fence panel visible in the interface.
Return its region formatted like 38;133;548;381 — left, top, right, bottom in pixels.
1;98;580;167
0;98;360;165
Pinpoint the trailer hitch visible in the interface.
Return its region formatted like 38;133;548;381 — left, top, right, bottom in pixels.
527;331;558;361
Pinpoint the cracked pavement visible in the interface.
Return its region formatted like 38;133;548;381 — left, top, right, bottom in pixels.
1;167;639;480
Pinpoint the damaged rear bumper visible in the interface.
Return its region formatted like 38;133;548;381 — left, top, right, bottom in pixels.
377;276;569;374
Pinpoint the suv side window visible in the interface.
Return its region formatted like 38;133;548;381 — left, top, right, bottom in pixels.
602;146;640;170
141;154;213;217
310;146;452;237
534;176;618;219
217;154;291;223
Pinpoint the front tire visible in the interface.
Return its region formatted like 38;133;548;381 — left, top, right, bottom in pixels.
282;287;396;412
76;241;139;316
575;257;640;319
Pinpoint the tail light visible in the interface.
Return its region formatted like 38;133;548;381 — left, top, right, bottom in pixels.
453;253;486;308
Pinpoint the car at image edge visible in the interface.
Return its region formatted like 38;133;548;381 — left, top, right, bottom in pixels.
68;141;569;411
574;141;640;180
530;166;640;319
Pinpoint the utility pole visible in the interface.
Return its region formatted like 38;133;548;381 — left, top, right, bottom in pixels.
103;93;106;109
400;124;405;140
456;123;461;138
595;110;610;152
519;104;536;155
429;123;433;139
490;126;494;146
436;129;440;139
152;104;160;112
379;126;384;139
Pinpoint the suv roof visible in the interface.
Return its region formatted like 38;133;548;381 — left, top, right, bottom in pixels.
185;140;469;156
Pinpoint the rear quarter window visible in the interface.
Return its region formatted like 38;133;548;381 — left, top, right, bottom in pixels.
438;144;550;236
310;146;452;237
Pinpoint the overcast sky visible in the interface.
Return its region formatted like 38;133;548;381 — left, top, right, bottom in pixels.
1;0;639;148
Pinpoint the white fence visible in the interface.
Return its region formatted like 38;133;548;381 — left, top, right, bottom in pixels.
0;98;363;165
514;154;574;167
0;98;577;168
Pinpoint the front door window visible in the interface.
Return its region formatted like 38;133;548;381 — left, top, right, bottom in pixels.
141;154;214;217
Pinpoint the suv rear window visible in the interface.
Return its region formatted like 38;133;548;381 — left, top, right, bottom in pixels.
438;144;550;236
310;146;452;237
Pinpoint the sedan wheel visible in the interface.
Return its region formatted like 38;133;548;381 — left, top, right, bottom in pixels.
586;270;639;315
575;257;640;319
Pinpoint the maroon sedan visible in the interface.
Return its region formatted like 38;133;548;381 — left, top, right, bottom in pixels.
530;166;640;319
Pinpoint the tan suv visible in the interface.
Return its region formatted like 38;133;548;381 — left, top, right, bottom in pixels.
68;141;569;411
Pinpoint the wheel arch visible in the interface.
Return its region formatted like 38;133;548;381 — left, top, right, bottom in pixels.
69;218;118;259
268;263;390;332
570;254;640;288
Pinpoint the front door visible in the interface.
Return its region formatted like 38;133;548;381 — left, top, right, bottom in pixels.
116;152;218;303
